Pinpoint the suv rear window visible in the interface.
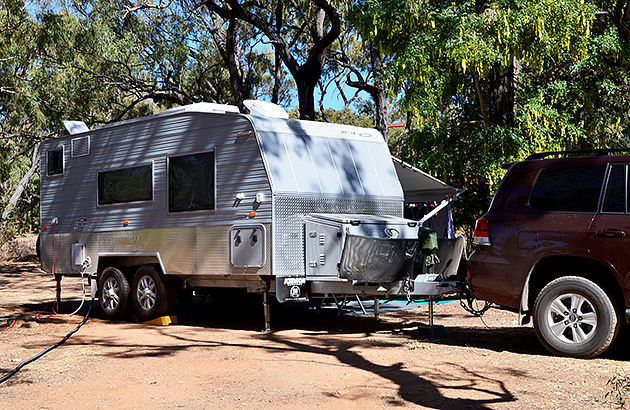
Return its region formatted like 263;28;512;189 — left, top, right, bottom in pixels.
602;164;626;213
529;164;606;212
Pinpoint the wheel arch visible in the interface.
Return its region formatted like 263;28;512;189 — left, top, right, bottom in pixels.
96;253;166;276
521;255;626;322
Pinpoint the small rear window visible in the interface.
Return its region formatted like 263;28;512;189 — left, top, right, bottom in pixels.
529;164;606;212
47;148;64;176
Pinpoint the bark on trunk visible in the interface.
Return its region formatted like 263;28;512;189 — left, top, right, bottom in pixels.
488;63;515;127
271;2;283;104
207;16;248;112
0;143;40;234
295;73;318;121
370;45;389;141
473;71;490;126
612;0;630;42
344;43;390;139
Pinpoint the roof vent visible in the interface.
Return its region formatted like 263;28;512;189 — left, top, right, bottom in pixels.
243;100;289;119
63;120;90;135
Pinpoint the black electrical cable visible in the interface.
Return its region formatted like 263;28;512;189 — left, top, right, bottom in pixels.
0;298;95;385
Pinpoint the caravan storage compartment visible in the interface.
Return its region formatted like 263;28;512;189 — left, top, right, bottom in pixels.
305;213;418;283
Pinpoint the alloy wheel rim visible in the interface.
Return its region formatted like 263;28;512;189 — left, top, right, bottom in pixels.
136;275;156;311
545;293;598;344
103;277;120;310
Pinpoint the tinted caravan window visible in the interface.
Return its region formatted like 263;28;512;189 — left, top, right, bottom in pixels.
169;151;215;212
529;164;606;212
98;165;153;205
47;149;64;176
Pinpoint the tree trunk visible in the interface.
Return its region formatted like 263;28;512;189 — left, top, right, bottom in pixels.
271;2;283;105
208;17;248;112
612;0;630;42
0;143;40;235
203;0;340;120
370;44;389;140
488;63;515;127
224;20;248;112
295;73;318;120
472;71;490;125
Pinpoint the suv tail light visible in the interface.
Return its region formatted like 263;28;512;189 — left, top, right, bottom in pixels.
473;218;491;246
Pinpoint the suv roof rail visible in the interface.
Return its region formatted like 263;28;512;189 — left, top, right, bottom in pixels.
526;148;630;160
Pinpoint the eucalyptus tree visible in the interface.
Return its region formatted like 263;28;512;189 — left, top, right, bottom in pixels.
0;0;226;233
203;0;341;120
324;26;391;139
346;0;629;229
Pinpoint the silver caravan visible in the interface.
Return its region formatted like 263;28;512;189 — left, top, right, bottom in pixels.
39;101;459;325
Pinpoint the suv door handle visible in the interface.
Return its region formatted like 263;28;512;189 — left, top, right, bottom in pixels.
596;229;627;238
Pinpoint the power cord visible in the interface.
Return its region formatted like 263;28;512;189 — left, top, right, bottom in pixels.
0;296;95;384
0;250;94;385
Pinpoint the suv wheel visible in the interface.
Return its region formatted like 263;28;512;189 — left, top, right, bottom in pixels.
533;276;619;358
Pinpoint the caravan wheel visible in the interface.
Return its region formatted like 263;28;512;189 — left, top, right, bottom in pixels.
131;265;176;321
98;267;130;320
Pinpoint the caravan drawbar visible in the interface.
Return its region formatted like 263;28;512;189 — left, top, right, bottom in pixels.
39;101;458;325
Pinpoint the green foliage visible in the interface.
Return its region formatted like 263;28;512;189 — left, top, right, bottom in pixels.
604;368;630;409
1;0;630;236
355;0;630;227
0;0;283;233
322;100;377;127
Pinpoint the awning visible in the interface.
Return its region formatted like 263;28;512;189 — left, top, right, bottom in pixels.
392;156;458;202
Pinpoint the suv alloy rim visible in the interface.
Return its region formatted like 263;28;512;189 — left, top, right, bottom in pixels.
545;293;597;344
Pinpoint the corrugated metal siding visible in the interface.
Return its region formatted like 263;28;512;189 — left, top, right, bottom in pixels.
40;113;272;235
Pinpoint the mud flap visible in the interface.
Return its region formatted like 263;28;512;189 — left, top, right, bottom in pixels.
276;277;310;303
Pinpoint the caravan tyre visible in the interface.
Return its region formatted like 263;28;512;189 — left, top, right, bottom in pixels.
98;267;130;320
132;265;175;321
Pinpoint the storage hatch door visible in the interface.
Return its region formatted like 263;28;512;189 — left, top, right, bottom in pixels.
230;225;266;268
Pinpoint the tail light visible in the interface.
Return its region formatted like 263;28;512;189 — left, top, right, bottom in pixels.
473;218;491;246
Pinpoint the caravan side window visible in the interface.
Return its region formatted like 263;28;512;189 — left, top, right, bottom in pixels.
98;164;153;205
169;151;215;212
47;148;64;176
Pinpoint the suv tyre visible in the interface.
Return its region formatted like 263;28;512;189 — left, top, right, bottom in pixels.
533;276;619;358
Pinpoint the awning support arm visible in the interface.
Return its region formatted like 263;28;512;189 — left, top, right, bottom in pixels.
418;189;465;225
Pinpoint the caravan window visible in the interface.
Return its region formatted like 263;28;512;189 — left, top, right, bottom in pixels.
47;148;64;176
169;151;215;212
98;165;153;205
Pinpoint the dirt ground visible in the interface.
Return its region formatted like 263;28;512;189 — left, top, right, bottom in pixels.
1;261;628;409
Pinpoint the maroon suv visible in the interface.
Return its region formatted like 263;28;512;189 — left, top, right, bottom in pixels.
467;149;630;358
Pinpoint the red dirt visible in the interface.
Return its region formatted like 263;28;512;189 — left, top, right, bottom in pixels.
1;261;628;409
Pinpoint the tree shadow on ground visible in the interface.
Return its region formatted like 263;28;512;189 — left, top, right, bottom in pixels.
260;333;516;409
13;293;630;362
54;319;517;409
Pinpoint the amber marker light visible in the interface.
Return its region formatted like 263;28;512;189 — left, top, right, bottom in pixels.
43;226;48;231
123;220;129;227
249;211;257;218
